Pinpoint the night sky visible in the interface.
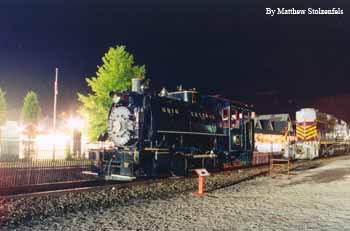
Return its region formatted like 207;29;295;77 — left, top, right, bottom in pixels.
1;0;350;121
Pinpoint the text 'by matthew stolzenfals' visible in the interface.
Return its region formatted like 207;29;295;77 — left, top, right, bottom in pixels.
266;8;343;16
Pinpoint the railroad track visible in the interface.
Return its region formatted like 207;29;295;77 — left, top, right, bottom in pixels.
0;180;111;197
2;155;348;200
2;177;185;199
2;164;270;199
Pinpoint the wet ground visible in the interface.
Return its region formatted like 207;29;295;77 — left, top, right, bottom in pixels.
6;156;350;230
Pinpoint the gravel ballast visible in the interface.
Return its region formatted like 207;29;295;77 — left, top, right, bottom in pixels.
1;156;349;230
0;165;267;228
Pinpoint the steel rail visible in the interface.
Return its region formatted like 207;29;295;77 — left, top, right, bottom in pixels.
2;154;347;200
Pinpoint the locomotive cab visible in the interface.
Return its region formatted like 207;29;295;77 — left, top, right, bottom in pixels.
167;90;198;103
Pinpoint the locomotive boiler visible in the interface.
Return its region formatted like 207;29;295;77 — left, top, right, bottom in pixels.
88;79;255;181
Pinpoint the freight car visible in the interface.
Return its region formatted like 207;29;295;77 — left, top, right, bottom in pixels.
295;108;350;159
86;79;255;181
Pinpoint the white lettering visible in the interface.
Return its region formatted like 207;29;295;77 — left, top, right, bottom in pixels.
266;8;276;16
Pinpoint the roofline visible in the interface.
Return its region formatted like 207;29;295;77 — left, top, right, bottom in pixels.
255;114;291;121
210;95;252;108
168;90;198;95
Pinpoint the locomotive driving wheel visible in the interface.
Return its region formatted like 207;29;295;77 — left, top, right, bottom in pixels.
203;158;216;171
171;153;188;176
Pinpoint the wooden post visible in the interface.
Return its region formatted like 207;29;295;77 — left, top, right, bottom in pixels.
269;158;273;176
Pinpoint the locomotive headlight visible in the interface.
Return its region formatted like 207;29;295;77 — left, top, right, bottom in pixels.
113;94;121;104
251;112;256;119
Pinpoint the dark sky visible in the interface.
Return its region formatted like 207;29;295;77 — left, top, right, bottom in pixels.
1;0;350;120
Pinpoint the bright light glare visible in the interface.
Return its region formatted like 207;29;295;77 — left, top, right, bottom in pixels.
255;133;285;143
36;124;44;132
35;133;70;159
67;116;85;130
255;133;285;153
17;125;26;133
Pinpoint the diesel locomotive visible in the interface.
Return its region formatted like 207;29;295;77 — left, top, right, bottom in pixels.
87;79;255;181
295;108;350;159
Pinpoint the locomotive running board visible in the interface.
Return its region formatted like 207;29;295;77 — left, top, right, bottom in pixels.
192;154;217;158
81;171;98;176
105;174;136;181
158;130;226;136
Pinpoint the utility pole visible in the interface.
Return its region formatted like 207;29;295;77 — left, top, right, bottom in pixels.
53;67;58;160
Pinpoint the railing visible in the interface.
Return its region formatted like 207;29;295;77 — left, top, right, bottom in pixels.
0;159;94;188
269;158;290;176
252;153;270;165
252;152;283;165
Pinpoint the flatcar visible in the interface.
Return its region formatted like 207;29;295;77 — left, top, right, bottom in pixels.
85;79;255;181
295;108;350;159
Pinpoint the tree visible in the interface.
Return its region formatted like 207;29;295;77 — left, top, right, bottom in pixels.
0;88;6;126
21;91;42;124
78;45;146;141
21;91;41;160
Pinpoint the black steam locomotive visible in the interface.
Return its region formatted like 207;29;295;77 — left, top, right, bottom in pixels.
87;79;255;181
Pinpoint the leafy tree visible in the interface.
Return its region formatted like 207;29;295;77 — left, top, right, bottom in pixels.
21;91;41;160
0;88;6;126
21;91;42;124
78;45;146;141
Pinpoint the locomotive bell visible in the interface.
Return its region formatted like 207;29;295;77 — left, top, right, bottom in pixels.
159;87;168;97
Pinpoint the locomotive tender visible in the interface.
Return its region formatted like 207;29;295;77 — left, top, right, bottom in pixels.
88;79;255;181
295;108;350;159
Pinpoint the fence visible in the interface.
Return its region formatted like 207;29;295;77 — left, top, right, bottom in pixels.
0;159;94;188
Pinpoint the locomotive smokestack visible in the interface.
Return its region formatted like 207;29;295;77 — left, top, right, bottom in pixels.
132;78;142;93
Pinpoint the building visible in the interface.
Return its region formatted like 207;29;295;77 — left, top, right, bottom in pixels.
0;121;20;160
